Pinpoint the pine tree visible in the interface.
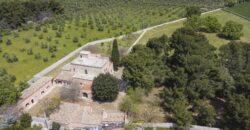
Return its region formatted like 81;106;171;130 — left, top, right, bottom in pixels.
111;39;120;71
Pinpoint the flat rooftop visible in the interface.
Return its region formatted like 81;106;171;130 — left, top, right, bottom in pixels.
21;76;52;100
71;57;109;68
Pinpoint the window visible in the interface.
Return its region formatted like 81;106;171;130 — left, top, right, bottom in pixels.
85;70;88;74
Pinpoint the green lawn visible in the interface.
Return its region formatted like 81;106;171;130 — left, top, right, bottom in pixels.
226;2;250;19
84;33;141;56
138;10;250;48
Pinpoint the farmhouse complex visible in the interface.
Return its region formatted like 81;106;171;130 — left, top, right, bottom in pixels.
55;51;114;99
18;51;114;111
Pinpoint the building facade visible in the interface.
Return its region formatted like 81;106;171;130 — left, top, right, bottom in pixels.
55;51;114;99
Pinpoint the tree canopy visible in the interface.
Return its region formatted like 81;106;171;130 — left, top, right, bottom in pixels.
111;39;120;71
185;6;201;18
202;16;222;33
0;68;19;106
220;21;243;40
92;73;119;102
0;0;63;29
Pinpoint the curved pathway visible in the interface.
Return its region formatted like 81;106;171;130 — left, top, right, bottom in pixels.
29;8;221;83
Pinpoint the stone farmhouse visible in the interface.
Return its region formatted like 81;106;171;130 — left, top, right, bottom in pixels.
54;51;114;99
18;51;114;111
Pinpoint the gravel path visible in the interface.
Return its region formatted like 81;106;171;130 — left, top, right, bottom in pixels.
28;8;221;83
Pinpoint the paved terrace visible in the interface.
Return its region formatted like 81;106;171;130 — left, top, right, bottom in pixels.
49;102;125;129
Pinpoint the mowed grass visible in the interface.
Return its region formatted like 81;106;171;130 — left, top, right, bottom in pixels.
83;33;141;56
138;10;250;48
226;2;250;19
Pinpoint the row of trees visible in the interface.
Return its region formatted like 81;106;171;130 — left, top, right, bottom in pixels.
0;0;63;29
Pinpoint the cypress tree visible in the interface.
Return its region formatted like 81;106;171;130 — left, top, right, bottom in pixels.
111;39;120;71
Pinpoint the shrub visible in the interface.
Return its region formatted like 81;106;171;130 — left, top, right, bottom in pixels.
24;38;30;43
41;43;48;49
73;36;79;43
47;36;52;42
92;73;119;102
12;54;18;62
49;45;57;53
77;43;82;47
52;122;60;130
51;53;56;58
2;53;18;63
27;48;33;55
43;57;49;62
98;25;104;32
202;16;221;33
43;27;48;33
34;53;41;59
6;39;12;45
186;6;201;18
220;21;243;40
35;25;41;31
80;34;86;38
0;47;2;53
0;37;2;43
38;34;43;39
56;31;62;38
20;113;32;128
52;24;58;30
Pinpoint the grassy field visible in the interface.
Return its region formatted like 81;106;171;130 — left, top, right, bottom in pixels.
226;2;250;19
138;10;250;48
83;33;141;56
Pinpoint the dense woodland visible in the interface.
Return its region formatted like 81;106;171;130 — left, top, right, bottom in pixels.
0;0;63;29
122;7;250;130
122;29;250;130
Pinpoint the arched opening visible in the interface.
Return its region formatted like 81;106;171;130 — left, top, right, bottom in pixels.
31;99;34;104
41;91;45;95
82;93;88;98
25;103;30;107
